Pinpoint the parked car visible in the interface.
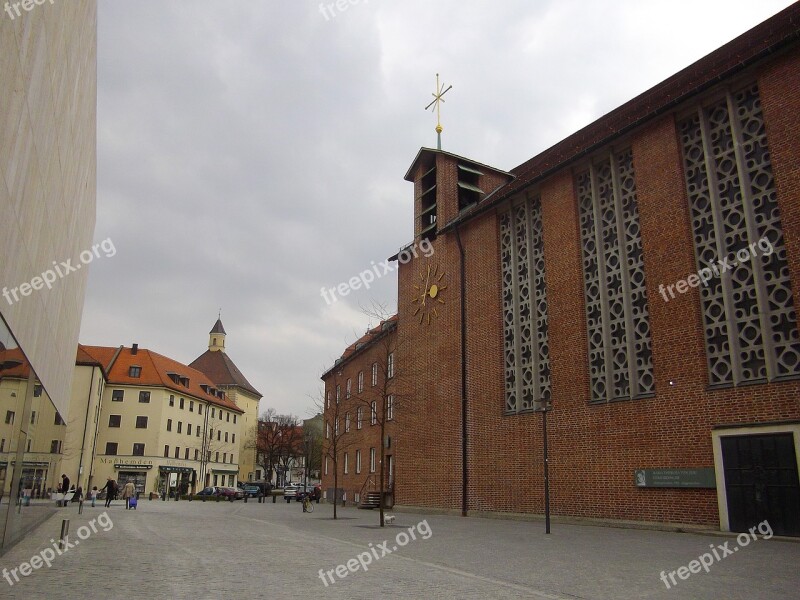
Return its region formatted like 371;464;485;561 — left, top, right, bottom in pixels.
297;485;322;502
216;487;243;501
197;487;217;496
241;481;272;497
283;484;299;503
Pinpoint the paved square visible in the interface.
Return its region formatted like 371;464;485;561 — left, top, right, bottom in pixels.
0;499;797;599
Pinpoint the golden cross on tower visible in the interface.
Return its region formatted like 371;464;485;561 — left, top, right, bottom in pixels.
425;73;452;150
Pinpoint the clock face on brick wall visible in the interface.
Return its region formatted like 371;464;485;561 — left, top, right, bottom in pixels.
412;263;447;326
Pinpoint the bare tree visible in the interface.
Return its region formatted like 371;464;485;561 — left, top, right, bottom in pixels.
346;310;407;527
315;384;362;520
252;411;304;487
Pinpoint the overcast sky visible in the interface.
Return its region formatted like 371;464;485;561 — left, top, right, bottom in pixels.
82;0;795;418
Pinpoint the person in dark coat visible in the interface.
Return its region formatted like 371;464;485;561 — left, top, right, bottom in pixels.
60;474;70;493
99;477;117;507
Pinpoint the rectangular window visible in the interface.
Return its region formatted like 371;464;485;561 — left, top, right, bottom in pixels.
225;432;228;442
678;83;800;386
232;433;235;443
577;148;654;402
345;412;351;433
233;415;236;424
211;407;215;418
135;416;147;429
346;378;351;398
334;419;339;436
387;353;395;379
326;422;330;439
132;443;145;456
30;411;36;424
174;446;180;459
226;412;230;422
325;457;328;475
139;391;150;403
369;448;376;473
109;415;121;428
223;452;227;463
370;401;377;425
33;385;42;397
129;366;141;378
336;385;340;403
357;371;364;393
194;449;199;460
501;195;552;413
356;449;361;474
167;419;172;432
184;448;190;460
106;442;118;455
50;440;62;454
26;438;31;452
177;421;182;434
215;451;219;462
180;397;184;409
164;445;169;457
112;390;124;402
387;395;394;421
190;400;194;412
372;363;378;386
169;395;174;407
217;430;221;441
198;404;202;416
357;407;363;430
54;413;64;425
0;439;4;452
326;391;331;409
196;428;200;438
5;411;14;424
344;452;349;474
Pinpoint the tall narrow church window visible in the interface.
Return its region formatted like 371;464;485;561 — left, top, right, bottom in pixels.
678;83;800;385
501;194;551;414
577;148;654;402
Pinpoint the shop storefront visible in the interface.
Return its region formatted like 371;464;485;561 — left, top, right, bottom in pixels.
160;466;195;497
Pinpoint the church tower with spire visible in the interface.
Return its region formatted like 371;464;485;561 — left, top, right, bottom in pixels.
209;318;226;353
190;317;262;483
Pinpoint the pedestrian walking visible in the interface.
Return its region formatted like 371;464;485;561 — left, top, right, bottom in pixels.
60;474;70;494
100;477;117;508
90;486;98;507
122;481;136;509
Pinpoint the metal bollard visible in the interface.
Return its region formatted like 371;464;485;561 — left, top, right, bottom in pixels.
244;495;248;503
59;519;70;550
272;494;276;503
78;500;83;515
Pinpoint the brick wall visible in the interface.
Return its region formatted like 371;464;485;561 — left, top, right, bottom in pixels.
393;48;800;527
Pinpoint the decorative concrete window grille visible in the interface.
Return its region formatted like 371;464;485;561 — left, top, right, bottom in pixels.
679;83;800;386
500;195;551;414
577;149;654;402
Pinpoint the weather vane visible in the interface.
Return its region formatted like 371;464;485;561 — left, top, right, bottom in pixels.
425;73;452;150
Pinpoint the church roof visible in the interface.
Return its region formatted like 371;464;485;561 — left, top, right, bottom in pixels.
190;350;262;398
210;319;226;335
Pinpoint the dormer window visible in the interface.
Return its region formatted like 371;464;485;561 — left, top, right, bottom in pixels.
129;366;141;378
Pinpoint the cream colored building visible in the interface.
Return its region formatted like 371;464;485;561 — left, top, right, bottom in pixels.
0;341;248;496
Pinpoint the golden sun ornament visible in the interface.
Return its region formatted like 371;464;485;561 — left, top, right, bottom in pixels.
412;263;447;326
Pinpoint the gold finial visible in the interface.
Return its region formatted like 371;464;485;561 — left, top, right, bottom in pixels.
425;73;452;150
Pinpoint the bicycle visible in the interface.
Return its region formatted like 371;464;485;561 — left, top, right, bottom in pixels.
302;496;314;513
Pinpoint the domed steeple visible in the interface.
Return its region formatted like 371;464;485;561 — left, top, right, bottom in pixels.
209;317;226;353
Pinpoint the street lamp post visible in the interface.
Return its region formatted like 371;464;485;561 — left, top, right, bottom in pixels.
303;434;311;493
534;401;552;534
